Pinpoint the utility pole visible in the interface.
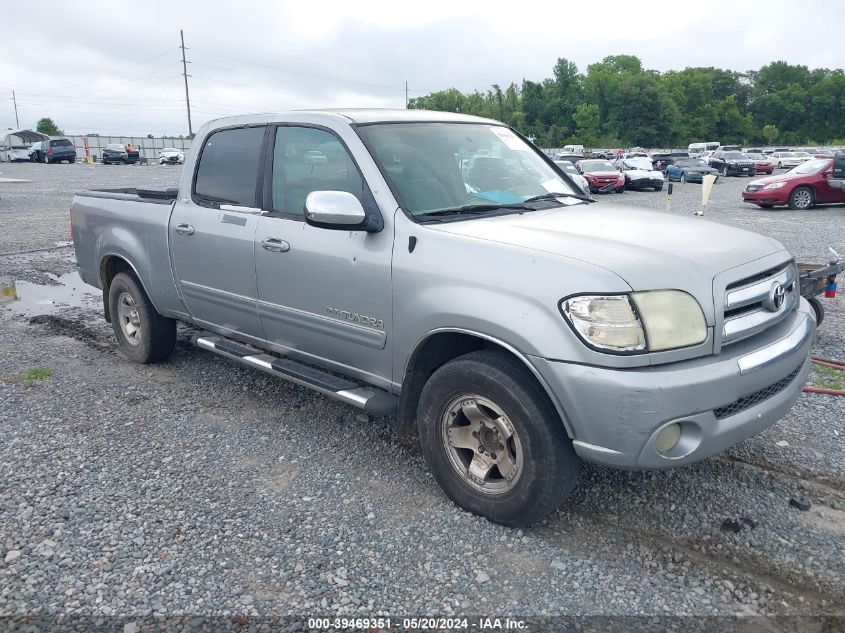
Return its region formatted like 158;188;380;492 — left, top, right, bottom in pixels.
405;81;409;109
11;91;19;129
180;30;193;137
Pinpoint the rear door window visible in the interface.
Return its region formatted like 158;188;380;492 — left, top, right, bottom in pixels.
51;139;72;147
194;126;266;207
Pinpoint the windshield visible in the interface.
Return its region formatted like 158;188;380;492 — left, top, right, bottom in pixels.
358;123;579;216
107;144;124;150
746;153;764;160
724;152;746;160
621;157;653;170
789;159;830;175
683;159;709;168
580;160;616;171
793;152;811;157
162;147;178;152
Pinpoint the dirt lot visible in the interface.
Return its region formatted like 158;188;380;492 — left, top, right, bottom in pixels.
1;161;843;627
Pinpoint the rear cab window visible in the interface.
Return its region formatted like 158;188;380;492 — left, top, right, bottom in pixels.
193;126;266;207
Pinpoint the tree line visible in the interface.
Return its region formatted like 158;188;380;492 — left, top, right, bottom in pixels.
408;55;845;149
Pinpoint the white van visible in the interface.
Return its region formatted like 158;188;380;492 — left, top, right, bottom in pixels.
688;141;720;157
562;144;584;155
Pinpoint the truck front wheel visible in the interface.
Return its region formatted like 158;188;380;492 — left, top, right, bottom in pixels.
108;272;176;363
417;350;581;526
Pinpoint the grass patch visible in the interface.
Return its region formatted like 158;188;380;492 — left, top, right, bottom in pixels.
813;365;845;391
3;366;53;387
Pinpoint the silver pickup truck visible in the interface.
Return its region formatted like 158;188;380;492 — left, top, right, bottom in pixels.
71;109;815;526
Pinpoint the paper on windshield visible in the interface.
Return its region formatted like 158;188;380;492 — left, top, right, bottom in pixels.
489;126;527;151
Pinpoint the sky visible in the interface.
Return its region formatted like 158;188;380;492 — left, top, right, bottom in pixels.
2;0;843;135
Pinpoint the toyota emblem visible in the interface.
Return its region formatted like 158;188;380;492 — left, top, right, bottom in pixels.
765;282;786;312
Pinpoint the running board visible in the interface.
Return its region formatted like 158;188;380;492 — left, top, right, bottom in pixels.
192;334;397;416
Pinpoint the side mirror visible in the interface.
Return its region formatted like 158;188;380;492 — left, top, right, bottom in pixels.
304;190;372;232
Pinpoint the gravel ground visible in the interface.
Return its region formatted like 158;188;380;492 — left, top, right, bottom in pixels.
1;162;843;627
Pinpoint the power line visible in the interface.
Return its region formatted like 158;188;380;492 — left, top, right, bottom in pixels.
189;47;407;93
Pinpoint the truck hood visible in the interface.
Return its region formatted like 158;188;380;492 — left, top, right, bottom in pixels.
427;204;786;319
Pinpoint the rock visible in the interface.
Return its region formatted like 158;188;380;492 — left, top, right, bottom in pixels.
789;498;811;512
475;571;490;584
4;550;21;563
550;559;567;571
775;440;790;447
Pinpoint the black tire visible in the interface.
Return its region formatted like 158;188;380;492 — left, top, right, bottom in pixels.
759;204;775;209
417;350;581;527
654;183;663;192
108;272;176;363
808;297;825;326
680;173;686;183
787;186;814;210
721;165;728;176
615;187;624;194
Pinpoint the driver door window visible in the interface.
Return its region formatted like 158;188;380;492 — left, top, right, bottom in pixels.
270;126;364;216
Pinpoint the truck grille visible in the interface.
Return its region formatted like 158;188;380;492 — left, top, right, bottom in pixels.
713;365;802;419
722;262;797;346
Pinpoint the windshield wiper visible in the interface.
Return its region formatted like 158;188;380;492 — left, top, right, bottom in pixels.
418;203;533;220
522;192;595;203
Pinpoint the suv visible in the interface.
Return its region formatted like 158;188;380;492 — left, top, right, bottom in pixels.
709;150;755;176
39;139;76;164
102;144;129;165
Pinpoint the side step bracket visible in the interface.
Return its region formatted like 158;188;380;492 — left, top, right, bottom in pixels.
193;334;397;416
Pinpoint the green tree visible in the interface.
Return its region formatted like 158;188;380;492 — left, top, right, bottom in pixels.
36;117;62;135
572;103;601;145
762;124;779;144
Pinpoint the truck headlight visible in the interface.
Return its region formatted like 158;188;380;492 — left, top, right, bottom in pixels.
560;295;646;352
631;290;707;351
560;291;707;353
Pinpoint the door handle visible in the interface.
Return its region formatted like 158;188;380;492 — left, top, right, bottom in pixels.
175;223;195;236
261;238;290;253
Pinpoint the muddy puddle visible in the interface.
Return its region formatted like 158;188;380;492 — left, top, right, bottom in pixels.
0;271;100;316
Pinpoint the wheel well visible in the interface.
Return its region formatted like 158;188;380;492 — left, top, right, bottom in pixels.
99;256;133;320
396;332;553;437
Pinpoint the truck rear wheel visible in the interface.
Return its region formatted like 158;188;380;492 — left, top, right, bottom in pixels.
108;272;176;364
417;350;581;526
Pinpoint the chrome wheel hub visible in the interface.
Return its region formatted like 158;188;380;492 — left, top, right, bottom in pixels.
116;291;142;346
441;395;523;495
794;190;811;208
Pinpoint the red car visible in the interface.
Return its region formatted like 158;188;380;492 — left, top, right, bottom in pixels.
746;152;774;174
742;158;845;210
576;159;625;194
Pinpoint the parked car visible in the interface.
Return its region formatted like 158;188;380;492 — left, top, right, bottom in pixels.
576;159;625;193
37;138;76;164
742;158;845;210
552;160;591;195
746;152;775;175
770;151;814;170
159;147;185;165
554;153;583;164
665;158;719;183
709;151;756;177
102;144;129;165
614;156;664;190
649;152;673;171
70;108;815;527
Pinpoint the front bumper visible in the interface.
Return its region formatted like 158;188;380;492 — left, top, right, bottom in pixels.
529;300;814;470
742;188;789;206
627;177;662;189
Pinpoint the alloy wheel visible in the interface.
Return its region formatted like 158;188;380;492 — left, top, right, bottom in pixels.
116;291;142;346
441;394;523;495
